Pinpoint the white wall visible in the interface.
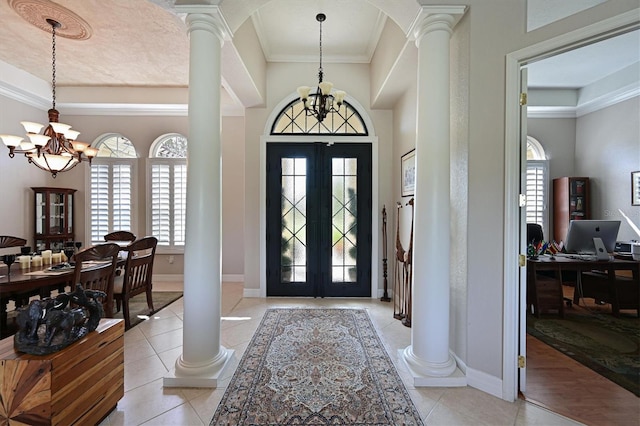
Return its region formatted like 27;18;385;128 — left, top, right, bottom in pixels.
0;104;246;276
0;95;53;243
576;96;640;241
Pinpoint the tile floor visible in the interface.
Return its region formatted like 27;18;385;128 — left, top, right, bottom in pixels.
99;282;582;426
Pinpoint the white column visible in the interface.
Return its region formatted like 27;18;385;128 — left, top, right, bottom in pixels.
401;6;466;387
164;5;233;388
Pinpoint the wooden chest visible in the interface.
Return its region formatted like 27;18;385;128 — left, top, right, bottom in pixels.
0;319;124;425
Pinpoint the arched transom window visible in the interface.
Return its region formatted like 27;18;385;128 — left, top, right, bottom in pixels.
271;97;368;135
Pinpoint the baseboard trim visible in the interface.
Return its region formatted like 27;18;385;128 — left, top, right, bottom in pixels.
465;366;503;399
243;288;261;298
152;274;244;283
223;274;244;282
153;274;184;282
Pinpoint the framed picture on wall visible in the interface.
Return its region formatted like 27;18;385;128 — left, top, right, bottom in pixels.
401;149;416;197
632;171;640;206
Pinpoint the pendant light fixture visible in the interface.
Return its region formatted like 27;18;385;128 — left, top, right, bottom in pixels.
296;13;346;122
0;18;98;177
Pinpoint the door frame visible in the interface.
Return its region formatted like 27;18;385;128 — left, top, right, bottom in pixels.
502;10;639;401
258;93;379;298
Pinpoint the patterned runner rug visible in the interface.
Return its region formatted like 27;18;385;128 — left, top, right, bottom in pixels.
211;308;423;425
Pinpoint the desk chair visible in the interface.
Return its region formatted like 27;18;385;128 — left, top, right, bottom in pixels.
72;243;120;318
113;237;158;329
526;223;544;246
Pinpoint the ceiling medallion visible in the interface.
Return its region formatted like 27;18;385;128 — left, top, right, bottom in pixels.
9;0;92;40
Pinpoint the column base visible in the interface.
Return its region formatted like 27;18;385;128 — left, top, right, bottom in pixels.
399;347;467;387
163;346;235;388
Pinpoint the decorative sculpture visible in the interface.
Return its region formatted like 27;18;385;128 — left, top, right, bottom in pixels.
393;202;406;320
14;284;105;355
392;198;415;327
380;205;391;302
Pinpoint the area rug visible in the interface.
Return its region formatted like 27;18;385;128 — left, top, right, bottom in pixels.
527;308;639;396
112;291;182;329
211;308;424;426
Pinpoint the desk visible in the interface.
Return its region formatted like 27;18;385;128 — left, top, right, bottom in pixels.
527;255;640;317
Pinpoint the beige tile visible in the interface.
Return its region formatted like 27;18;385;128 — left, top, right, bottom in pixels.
437;386;520;425
107;379;189;425
125;354;169;392
146;327;183;353
124;337;157;365
139;402;205;426
113;282;580;426
138;315;184;338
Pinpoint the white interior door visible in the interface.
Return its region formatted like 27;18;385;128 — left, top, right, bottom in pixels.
518;66;529;392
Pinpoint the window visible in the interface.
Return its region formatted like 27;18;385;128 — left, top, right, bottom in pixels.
89;134;137;245
148;133;187;251
526;136;549;236
271;98;367;135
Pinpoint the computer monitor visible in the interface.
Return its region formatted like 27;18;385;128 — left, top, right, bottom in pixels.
564;220;621;256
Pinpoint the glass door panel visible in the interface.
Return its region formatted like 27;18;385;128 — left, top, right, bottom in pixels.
267;142;371;297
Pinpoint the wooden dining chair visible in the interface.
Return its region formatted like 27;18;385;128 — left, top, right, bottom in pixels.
113;236;158;329
0;235;27;249
104;231;136;243
72;243;120;318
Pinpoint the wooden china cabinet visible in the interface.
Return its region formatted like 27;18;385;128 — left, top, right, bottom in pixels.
552;177;590;243
32;187;76;251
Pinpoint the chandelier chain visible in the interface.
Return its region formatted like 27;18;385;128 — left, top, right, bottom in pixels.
318;16;323;82
51;21;57;110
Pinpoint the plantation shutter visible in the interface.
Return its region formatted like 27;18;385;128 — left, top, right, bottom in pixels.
113;164;132;231
173;164;187;246
151;164;171;246
90;164;110;242
526;160;547;229
90;162;133;244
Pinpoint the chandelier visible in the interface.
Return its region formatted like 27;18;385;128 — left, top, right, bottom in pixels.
0;19;97;178
296;13;346;123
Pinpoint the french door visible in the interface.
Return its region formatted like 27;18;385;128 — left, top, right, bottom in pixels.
266;142;372;297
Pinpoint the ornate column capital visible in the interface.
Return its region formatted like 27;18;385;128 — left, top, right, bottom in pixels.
176;4;231;42
408;5;467;45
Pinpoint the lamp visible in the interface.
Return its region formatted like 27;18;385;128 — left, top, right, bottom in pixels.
296;13;346;122
0;19;98;178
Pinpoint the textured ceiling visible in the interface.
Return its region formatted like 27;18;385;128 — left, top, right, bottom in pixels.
0;0;189;87
0;0;637;102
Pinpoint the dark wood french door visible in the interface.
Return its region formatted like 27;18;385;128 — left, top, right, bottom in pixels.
266;142;372;297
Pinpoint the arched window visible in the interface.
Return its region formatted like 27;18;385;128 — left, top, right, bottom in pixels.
271;98;368;135
89;134;138;244
148;133;187;251
526;136;549;236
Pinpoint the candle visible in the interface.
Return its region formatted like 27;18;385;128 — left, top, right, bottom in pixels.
42;250;52;265
31;255;43;267
51;252;62;264
60;251;67;262
19;255;31;269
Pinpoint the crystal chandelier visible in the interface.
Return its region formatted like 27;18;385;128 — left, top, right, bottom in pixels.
296;13;346;123
0;19;98;178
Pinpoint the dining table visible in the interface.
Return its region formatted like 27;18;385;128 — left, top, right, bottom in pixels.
0;258;125;337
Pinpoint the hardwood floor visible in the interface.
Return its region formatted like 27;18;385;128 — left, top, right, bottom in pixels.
524;295;639;426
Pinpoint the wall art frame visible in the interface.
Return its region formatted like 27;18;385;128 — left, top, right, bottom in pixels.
401;149;416;197
632;170;640;206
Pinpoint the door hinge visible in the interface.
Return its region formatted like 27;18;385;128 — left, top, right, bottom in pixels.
518;355;526;368
519;254;526;267
519;93;527;106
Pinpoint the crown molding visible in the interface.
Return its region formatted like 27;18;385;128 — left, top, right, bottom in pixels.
527;85;638;118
